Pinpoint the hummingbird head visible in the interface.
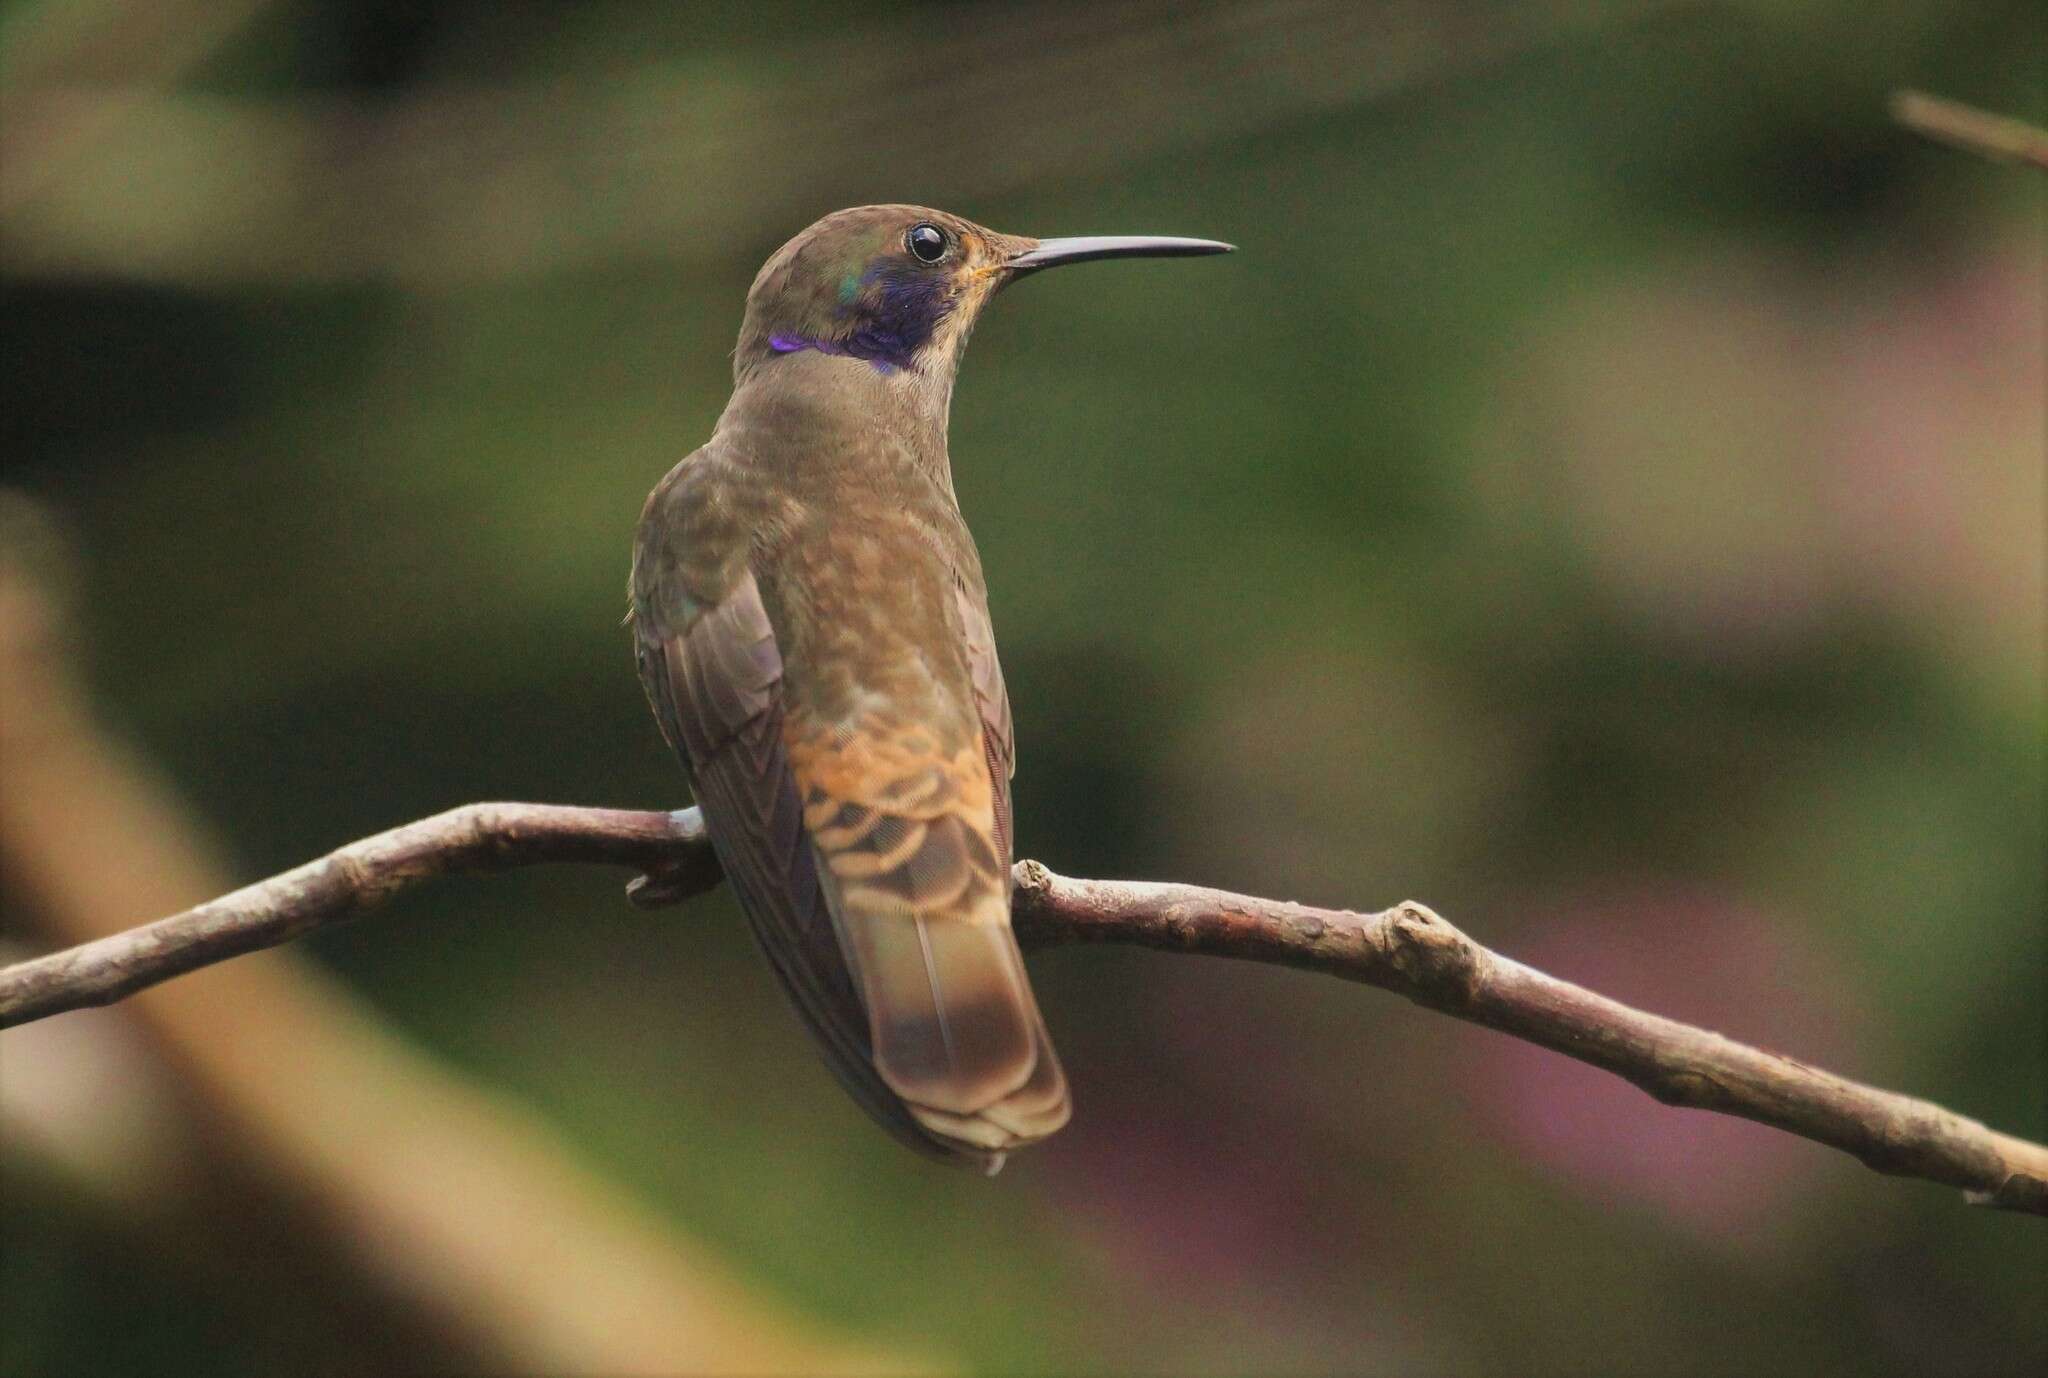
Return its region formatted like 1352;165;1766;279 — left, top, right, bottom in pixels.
735;205;1230;390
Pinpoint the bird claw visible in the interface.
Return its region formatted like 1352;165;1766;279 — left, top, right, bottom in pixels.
622;855;720;909
625;857;720;909
626;870;687;908
624;808;722;909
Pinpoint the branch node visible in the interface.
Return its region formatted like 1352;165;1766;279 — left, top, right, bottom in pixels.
1642;1069;1728;1110
1381;901;1483;1005
1012;859;1054;896
328;849;385;907
1969;1173;2048;1215
1856;1104;1953;1176
466;803;516;862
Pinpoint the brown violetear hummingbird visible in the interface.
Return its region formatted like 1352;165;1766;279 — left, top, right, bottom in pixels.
630;206;1230;1170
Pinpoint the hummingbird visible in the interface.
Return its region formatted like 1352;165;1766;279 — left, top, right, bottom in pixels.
630;206;1230;1170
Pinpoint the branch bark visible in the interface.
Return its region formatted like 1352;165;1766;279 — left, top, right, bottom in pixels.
3;802;2042;1216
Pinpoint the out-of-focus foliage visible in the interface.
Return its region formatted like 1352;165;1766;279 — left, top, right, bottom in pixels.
2;1;2041;1374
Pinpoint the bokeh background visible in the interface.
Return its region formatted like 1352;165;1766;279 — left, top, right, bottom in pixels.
2;1;2042;1374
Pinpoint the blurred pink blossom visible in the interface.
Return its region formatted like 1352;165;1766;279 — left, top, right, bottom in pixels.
1499;235;2044;690
1461;884;1866;1245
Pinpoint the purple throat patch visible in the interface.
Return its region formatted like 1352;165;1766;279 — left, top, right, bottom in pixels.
767;332;897;374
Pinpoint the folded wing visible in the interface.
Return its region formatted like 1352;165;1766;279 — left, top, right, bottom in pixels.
634;562;1067;1167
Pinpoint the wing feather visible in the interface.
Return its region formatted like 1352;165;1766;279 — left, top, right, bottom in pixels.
633;464;1067;1165
637;569;975;1164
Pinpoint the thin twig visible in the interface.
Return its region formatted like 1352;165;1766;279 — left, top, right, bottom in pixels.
1892;90;2048;172
2;802;2042;1215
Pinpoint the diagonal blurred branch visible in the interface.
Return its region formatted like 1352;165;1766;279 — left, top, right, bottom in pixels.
0;0;278;214
4;798;2042;1217
0;496;935;1376
0;0;1671;284
1892;90;2048;172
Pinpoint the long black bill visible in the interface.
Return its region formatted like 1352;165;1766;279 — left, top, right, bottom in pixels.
1006;235;1234;274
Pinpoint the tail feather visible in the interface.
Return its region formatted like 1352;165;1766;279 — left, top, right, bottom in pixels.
845;904;1035;1116
979;944;1070;1140
791;724;1070;1154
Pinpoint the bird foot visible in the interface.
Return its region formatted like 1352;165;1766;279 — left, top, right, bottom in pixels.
624;808;723;908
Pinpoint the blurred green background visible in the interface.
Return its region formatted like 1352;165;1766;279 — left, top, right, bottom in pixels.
2;1;2042;1374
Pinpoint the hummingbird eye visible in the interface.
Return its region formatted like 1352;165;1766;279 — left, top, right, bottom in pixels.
906;223;948;264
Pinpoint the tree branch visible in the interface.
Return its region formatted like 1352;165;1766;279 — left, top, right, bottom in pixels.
1892;90;2048;171
3;802;2042;1216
